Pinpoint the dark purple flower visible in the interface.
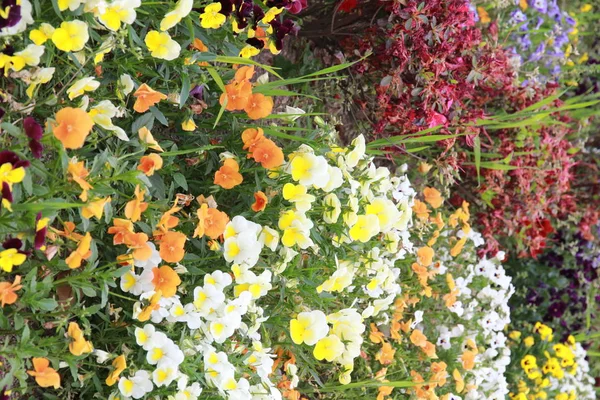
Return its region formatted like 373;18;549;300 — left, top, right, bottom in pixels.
0;0;22;30
548;301;567;318
190;85;204;100
23;117;43;159
34;212;47;250
0;150;30;169
2;237;22;250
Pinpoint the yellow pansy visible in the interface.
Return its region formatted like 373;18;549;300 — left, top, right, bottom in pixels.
145;30;181;61
51;20;89;52
29;23;55;45
199;3;226;29
0;249;27;273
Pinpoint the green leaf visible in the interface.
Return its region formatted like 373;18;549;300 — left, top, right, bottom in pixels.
149;106;169;126
179;73;191;109
34;298;58;311
112;265;132;278
173;173;188;191
207;66;225;92
131;113;155;134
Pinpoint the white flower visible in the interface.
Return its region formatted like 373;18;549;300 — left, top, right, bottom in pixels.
290;310;329;346
92;349;110;363
223;231;262;266
135;324;167;351
89;100;129;141
67;77;100;100
193;284;225;317
120;268;154;296
160;0;193;31
289;151;329;189
0;0;33;36
118;370;153;399
345;135;366;169
147;338;184;368
259;226;279;252
224;216;262;239
152;362;179;387
203;270;232;291
119;74;135;95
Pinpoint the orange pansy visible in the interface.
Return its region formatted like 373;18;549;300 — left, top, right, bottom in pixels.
67;322;93;356
234;65;255;83
244;93;273;120
67;160;93;202
152;265;181;297
375;342;395;365
416;246;434;267
107;218;135;245
65;232;92;269
81;197;111;220
53;107;94;150
106;354;126;386
194;203;229;239
252;191;268;212
0;275;22;307
219;81;252;111
27;358;61;389
214;158;243;189
409;329;427;348
137;291;162;322
251;139;284;169
241;127;265;152
159;231;186;263
124;185;148;222
137;153;163;176
138;127;164;152
133;83;167;113
423;187;443;209
124;232;152;261
412;199;430;220
192;38;208;52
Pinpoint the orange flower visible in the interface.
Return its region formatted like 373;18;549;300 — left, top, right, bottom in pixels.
453;368;465;393
27;358;61;389
423;187;443;209
67;322;93;356
53;107;94;150
194;203;229;239
416;246;434;267
66;232;92;269
214;158;243;189
369;323;385;344
81;197;111;220
241;127;265;152
252;191;268;212
137;153;163;176
410;329;427;348
234;65;255;83
52;221;84;242
0;275;22;307
250;139;284;169
422;341;437;358
219;81;252;111
133;83;167;113
152;265;181;297
244;93;273;120
376;342;395;365
124;232;152;261
138;127;164;152
159;231;186;263
124;185;148;222
68;160;93;201
430;361;448;387
412;199;430;220
107;219;135;245
377;385;394;400
450;237;467;257
192;38;208;52
137;291;162;321
106;354;126;386
154;204;181;238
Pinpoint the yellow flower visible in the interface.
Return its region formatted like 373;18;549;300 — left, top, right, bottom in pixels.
160;0;193;31
51;21;89;52
0;249;26;273
199;3;226;29
0;163;26;188
524;336;534;347
262;7;284;24
348;215;380;243
239;45;260;59
106;355;126;386
98;1;140;31
67;77;100;100
82;197;111;220
534;322;553;341
313;335;344;361
145;30;181;61
181;118;197;131
58;0;83;11
29;23;55;45
581;4;592;12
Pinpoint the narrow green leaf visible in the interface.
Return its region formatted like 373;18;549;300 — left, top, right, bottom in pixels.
474;135;481;184
179;73;191;109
